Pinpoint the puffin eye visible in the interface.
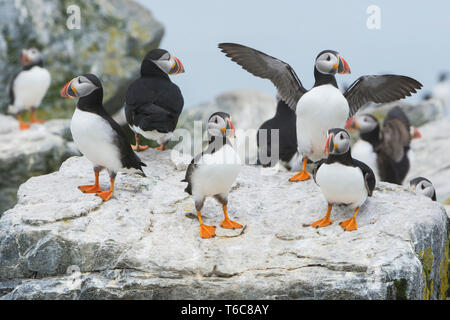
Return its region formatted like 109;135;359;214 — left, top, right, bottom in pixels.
421;184;425;190
78;78;82;84
214;118;218;124
326;55;331;61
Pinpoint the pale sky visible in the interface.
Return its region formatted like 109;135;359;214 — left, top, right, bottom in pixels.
137;0;450;108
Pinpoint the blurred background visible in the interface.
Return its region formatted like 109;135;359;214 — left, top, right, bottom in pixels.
141;0;450;107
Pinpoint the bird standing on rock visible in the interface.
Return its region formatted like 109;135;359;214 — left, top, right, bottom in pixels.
61;74;146;201
257;96;298;169
312;128;376;231
346;106;421;185
182;112;242;239
218;43;422;183
8;48;51;130
125;49;185;152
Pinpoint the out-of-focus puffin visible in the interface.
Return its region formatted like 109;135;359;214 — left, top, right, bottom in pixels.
346;106;421;185
61;74;146;201
432;72;450;113
8;48;51;130
125;49;185;151
257;96;298;169
312;128;375;231
182;112;242;239
218;43;422;182
409;177;436;201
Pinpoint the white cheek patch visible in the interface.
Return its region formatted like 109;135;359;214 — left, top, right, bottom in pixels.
73;82;99;97
316;54;338;74
207;123;223;137
154;60;172;74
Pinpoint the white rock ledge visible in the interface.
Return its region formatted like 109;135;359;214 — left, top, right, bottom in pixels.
0;115;80;213
0;150;448;300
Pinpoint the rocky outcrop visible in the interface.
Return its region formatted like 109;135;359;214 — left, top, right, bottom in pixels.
0;149;447;300
0;115;79;213
409;116;450;203
0;0;164;115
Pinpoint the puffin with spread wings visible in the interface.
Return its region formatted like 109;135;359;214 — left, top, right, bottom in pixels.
218;43;422;182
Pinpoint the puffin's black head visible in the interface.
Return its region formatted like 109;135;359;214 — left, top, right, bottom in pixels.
207;112;235;138
346;114;379;134
60;74;102;99
142;48;185;76
410;177;436;201
315;50;350;75
21;48;44;67
325;128;351;155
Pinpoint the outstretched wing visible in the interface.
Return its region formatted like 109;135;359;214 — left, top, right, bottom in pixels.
344;75;422;117
219;42;307;110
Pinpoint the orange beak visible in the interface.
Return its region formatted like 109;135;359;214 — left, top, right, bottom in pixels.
21;51;29;66
411;126;422;139
337;55;351;74
345;117;359;130
60;79;77;98
225;119;236;138
169;56;185;75
229;120;236;138
324;134;332;153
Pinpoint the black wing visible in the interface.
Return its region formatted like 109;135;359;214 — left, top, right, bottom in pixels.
257;100;297;165
125;78;183;133
344;75;422;118
353;159;376;196
182;137;230;194
312;159;326;184
219;43;307;110
182;161;196;195
8;71;20;107
98;108;146;173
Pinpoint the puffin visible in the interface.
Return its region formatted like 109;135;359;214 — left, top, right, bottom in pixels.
218;43;422;182
257;96;298;169
182;112;242;239
8;48;51;130
346;106;421;185
409;177;436;201
312;128;376;231
125;49;185;152
61;74;146;201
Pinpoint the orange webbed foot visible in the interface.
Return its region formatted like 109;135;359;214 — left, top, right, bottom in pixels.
19;122;31;130
78;184;102;194
340;218;358;231
200;224;216;239
311;217;333;228
289;171;311;182
131;144;149;152
220;219;243;230
31;119;45;124
96;190;113;202
154;145;166;151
